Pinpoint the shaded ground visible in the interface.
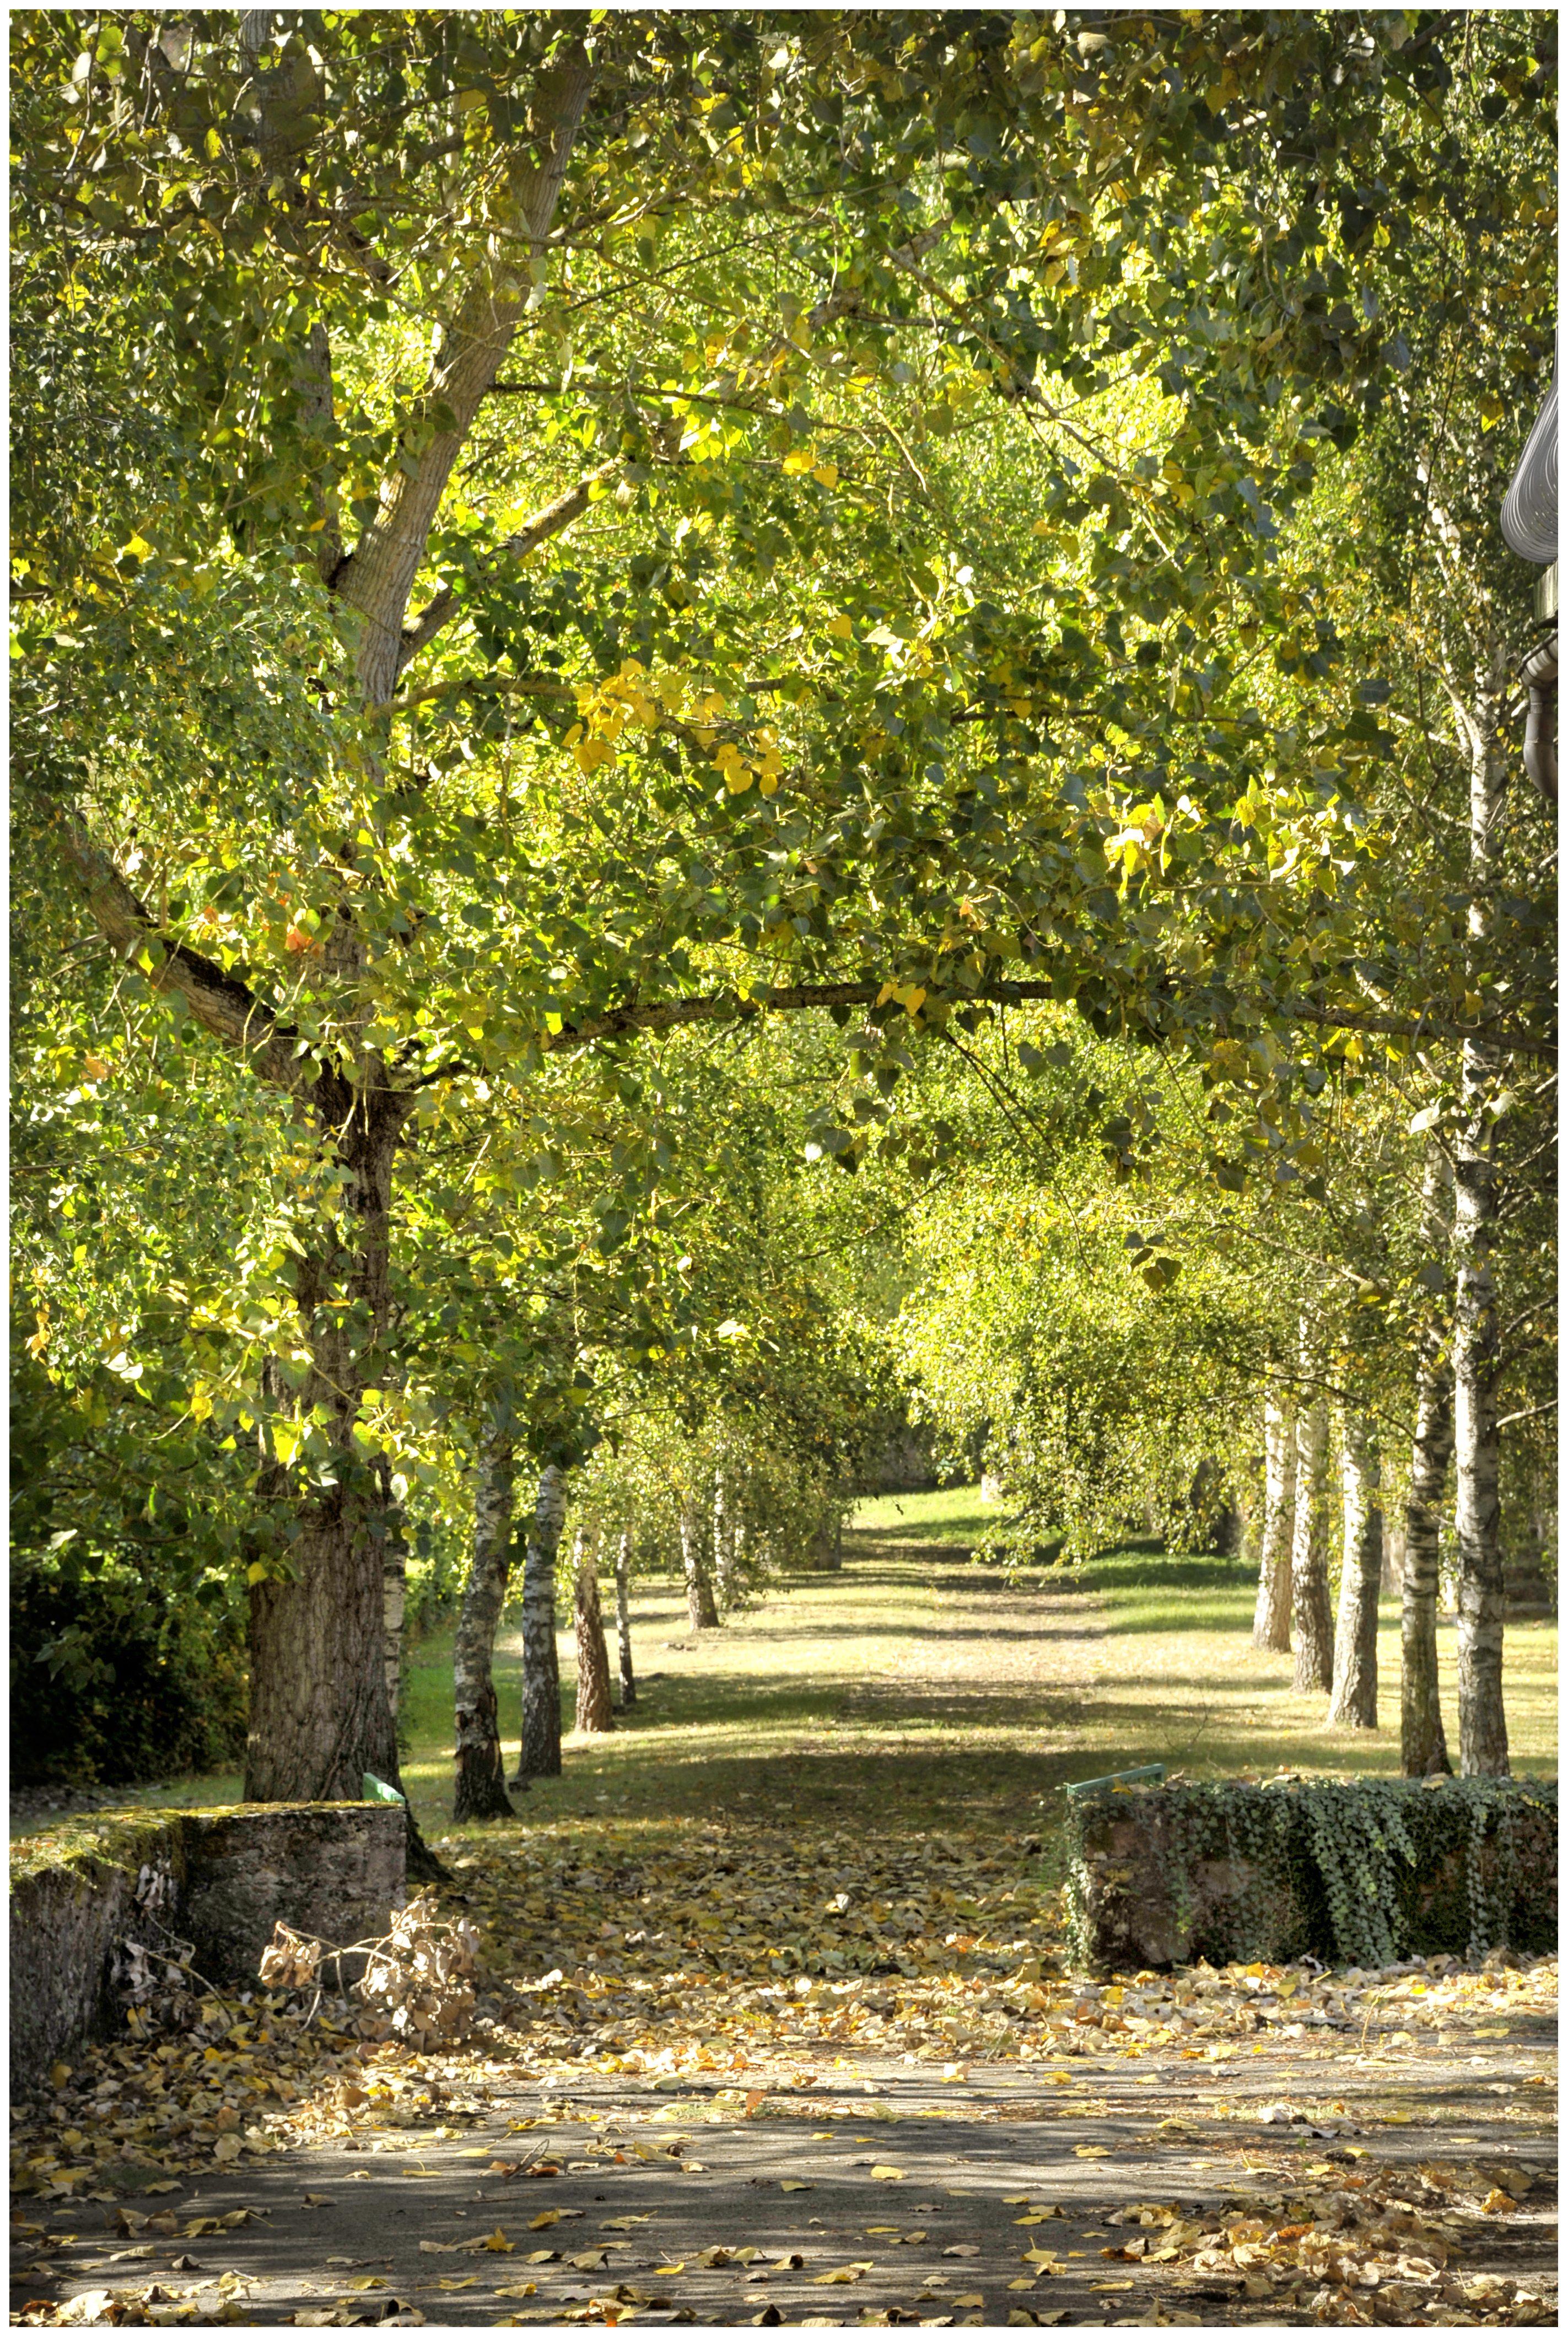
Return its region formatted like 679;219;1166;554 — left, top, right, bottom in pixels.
10;1499;1558;2327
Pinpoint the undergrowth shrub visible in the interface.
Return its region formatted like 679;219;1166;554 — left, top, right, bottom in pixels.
10;1557;247;1787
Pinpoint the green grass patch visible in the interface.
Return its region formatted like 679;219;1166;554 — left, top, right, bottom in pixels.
13;1487;1554;1859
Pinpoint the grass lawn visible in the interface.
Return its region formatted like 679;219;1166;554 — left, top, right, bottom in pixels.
53;1486;1553;1851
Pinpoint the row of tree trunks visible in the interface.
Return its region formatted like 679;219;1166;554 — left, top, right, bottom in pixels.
452;1462;644;1814
1403;1150;1457;1775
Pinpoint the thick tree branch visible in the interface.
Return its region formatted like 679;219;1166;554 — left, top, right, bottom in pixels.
55;816;306;1092
330;49;596;706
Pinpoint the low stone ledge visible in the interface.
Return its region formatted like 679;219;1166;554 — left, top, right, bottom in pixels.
10;1802;405;2092
1064;1774;1556;1976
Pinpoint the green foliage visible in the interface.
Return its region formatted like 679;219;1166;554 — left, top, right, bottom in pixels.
7;9;1556;1789
9;1554;248;1790
9;1322;250;1787
1065;1775;1559;1975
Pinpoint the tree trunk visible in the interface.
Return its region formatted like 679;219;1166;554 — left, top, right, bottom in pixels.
573;1528;615;1735
515;1463;567;1780
615;1528;636;1708
1403;1149;1455;1776
1253;1376;1295;1652
811;1513;844;1571
681;1498;720;1629
714;1477;735;1611
332;54;595;705
453;1424;518;1821
1328;1410;1381;1727
246;1089;413;1807
1452;680;1511;1776
1290;1397;1333;1693
379;1460;408;1728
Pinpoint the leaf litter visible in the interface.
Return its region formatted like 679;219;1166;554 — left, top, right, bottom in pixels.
9;1813;1557;2327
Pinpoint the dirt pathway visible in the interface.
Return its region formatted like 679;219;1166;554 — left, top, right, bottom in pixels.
11;1522;1558;2328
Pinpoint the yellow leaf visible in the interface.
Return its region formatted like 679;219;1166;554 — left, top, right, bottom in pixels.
783;448;815;475
349;2276;385;2290
437;2276;478;2291
483;2227;515;2252
530;2212;561;2230
492;2285;537;2300
781;2180;813;2191
869;2164;905;2180
50;2065;71;2091
812;464;839;489
1073;2145;1111;2158
828;612;853;639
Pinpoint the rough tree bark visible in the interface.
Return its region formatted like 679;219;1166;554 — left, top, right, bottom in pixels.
378;1458;408;1731
681;1498;720;1630
1403;1148;1456;1776
615;1529;636;1709
1291;1396;1333;1693
1450;672;1511;1776
244;1085;415;1805
1253;1375;1295;1652
573;1528;615;1735
516;1463;567;1781
452;1424;519;1821
1328;1410;1382;1728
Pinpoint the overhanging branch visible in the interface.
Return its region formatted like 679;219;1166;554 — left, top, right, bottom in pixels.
55;816;307;1092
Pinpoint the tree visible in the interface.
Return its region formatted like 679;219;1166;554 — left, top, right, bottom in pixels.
452;1414;517;1821
516;1463;568;1783
1290;1395;1334;1694
1309;16;1556;1770
1400;1149;1456;1774
1253;1372;1295;1652
572;1527;616;1736
1328;1408;1382;1727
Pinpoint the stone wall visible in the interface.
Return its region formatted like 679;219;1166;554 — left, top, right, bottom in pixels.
1065;1775;1557;1976
10;1802;405;2093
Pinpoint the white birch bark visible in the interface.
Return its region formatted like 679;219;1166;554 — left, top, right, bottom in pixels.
1329;1410;1382;1727
1253;1375;1295;1652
